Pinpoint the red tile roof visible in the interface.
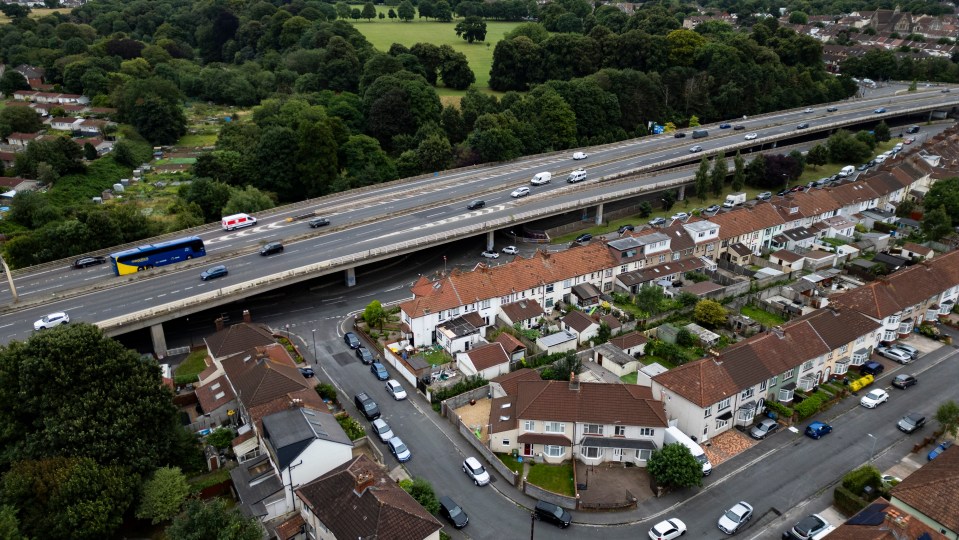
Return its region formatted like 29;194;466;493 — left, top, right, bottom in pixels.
490;368;541;396
890;445;959;533
195;375;235;413
609;331;648;350
515;380;667;427
494;332;525;353
465;342;510;372
500;299;544;323
562;310;597;333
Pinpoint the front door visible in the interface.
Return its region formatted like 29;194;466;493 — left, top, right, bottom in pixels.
612;448;623;462
523;443;534;457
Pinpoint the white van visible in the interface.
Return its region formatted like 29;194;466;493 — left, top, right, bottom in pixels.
530;172;552;186
567;169;587;183
839;165;855;177
221;213;257;231
664;426;712;475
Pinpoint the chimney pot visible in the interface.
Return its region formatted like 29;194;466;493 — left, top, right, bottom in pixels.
215;317;225;332
354;471;375;495
243;309;252;323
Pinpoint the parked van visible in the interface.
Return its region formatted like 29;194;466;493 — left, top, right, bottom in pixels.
692;129;709;139
839;165;855;177
530;172;552;186
567;169;587;183
664;426;712;475
221;213;257;231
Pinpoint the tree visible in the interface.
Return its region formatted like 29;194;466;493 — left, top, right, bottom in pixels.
362;2;377;21
206;427;235;449
638;201;653;217
388;8;396;19
661;189;677;211
788;11;808;24
731;151;745;192
827;129;871;164
168;499;263;540
546;351;582;381
83;142;98;161
922;177;959;227
710;153;726;197
399;477;439;514
595;322;612;344
397;0;415;21
0;106;43;138
695;156;709;201
115;78;187;145
693;299;728;329
635;284;665;315
744;154;766;187
807;144;829;169
434;0;452;22
647;442;703;490
0;71;30;97
223;186;274;215
136;467;191;525
112;140;139;167
364;300;388;331
455;16;488;44
0;505;23;540
874;121;891;143
675;328;697;347
921;205;952;241
181;178;232;221
935;400;959;438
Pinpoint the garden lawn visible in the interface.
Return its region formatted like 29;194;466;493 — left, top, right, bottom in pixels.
349;8;520;97
526;462;575;496
176;132;219;147
739;305;787;326
620;372;638;384
175;349;208;384
497;453;523;475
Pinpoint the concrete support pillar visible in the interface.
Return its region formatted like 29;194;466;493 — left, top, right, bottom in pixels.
595;203;604;225
344;267;356;287
677;185;686;201
150;323;167;359
486;231;495;251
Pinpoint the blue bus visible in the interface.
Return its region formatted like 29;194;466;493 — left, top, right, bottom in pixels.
110;236;206;276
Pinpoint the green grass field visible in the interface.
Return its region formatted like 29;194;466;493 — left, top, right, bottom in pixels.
349;7;520;99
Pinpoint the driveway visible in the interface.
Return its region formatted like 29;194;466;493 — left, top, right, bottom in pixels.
575;462;653;508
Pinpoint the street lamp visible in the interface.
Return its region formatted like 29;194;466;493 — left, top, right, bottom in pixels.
285;324;290;344
311;329;317;362
867;433;877;462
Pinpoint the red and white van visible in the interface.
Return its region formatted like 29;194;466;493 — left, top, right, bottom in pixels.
221;213;257;231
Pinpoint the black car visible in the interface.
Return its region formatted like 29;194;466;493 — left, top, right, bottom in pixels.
617;224;634;234
309;217;330;228
200;265;228;281
355;346;374;364
439;496;469;529
892;374;918;389
344;332;360;349
860;361;884;376
354;392;381;420
906;125;920;134
575;233;592;244
534;500;572;528
73;256;106;269
898;413;925;434
733;125;745;130
674;132;686;138
777;189;789;196
259;242;283;256
298;367;315;378
466;200;486;210
826;106;838;112
797;123;809;130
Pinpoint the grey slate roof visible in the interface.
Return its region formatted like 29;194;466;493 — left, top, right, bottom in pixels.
262;407;352;470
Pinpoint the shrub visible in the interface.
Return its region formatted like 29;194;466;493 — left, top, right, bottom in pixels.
794;394;823;420
399;477;439;514
684;271;709;283
834;484;869;515
765;400;794;419
430;375;488;404
205;427;235;449
842;465;882;495
316;383;338;404
335;413;366;441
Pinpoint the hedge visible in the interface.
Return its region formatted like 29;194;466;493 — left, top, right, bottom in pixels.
430;375;487;404
834;484;869;516
794;395;823;420
764;401;794;419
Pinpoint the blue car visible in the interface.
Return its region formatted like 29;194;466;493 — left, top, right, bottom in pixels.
805;421;833;440
719;123;731;129
928;441;953;460
371;362;389;381
200;265;228;281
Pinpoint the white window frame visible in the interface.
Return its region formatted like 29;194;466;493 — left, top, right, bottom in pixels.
544;445;564;458
639;427;654;437
583;424;603;435
545;421;565;434
718;398;731;410
583;446;601;459
524;420;535;431
614;426;626;436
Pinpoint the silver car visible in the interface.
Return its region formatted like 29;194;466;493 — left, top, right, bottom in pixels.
718;501;753;534
877;346;912;364
891;343;919;359
750;418;780;440
371;418;394;443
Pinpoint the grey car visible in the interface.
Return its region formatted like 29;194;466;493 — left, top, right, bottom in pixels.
200;265;228;281
890;343;919;359
750;418;780;440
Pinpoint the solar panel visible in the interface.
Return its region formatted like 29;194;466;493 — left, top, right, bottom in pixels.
847;502;888;526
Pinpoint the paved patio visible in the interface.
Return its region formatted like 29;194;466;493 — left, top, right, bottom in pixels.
574;462;654;508
703;429;758;467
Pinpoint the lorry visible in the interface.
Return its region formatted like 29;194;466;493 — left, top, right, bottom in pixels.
722;192;747;208
663;426;712;476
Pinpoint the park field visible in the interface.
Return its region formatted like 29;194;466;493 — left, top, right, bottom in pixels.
349;6;520;100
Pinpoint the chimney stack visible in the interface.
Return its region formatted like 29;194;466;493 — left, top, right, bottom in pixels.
569;372;579;391
243;309;252;323
215;317;225;332
354;471;375;496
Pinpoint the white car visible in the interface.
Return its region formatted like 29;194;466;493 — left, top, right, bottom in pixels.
744;132;758;140
462;457;491;486
34;312;69;331
689;145;703;153
860;388;889;409
481;250;500;259
649;518;686;540
510;187;530;198
670;212;689;221
572;151;588;160
718;501;753;534
502;246;518;255
371;418;394;443
804;108;814;113
385;379;407;401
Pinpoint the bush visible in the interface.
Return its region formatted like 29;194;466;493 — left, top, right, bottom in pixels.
316;383;338;404
335;413;366;441
399;477;440;514
430;375;487;404
684;272;709;283
794;394;823;420
765;400;794;419
834;484;869;515
205;427;235;449
842;464;882;495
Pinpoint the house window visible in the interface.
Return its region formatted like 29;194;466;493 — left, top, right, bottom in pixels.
707;244;714;252
718;398;731;410
620;265;628;273
603;282;612;291
835;360;849;375
502;439;510;446
769;376;777;387
839;344;848;353
545;422;564;433
741;388;754;400
659;254;666;262
524;420;535;431
544;445;564;458
605;269;613;277
639;428;654;437
545;284;554;293
583;446;601;458
783;369;795;380
563;279;571;289
584;424;603;435
802;360;814;372
615;426;626;436
636;449;651;461
716;418;729;430
673;252;680;261
704;407;712;418
778;387;794;402
545;298;554;308
760;379;768;391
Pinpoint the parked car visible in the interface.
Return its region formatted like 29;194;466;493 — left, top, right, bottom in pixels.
876;347;911;364
534;500;571;528
783;514;832;540
355;346;374;364
617;224;635;234
298;367;315;378
649;518;686;540
689;145;703;153
34;312;70;331
750;418;780;440
826;106;838;112
874;107;887;113
466;200;486;210
906;125;920;134
890;343;919;360
260;242;283;256
757;191;772;200
308;217;330;228
575;233;592;244
892;374;918;389
718;501;753;534
796;122;809;129
719;123;731;129
674;132;687;138
649;217;667;226
670;212;689;221
502;245;518;254
385;379;407;400
481;250;500;259
510;187;530;198
200;265;228;281
344;332;361;349
927;441;953;460
898;413;925;434
704;204;721;214
353;393;380;420
73;256;106;268
462;456;491;486
439;496;468;528
371;418;394;443
860;360;885;376
805;421;833;440
744;132;758;140
777;189;789;196
860;388;889;409
572;151;588;160
387;436;411;462
370;362;389;381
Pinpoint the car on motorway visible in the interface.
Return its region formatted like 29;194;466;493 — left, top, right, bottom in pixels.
298;366;315;378
942;88;951;93
354;393;380;420
439;496;468;528
718;501;753;534
804;108;814;113
874;107;887;113
481;250;500;259
371;418;394;443
744;132;758;140
827;106;838;112
797;122;809;129
534;500;572;528
689;145;703;153
757;191;772;200
649;217;667;226
719;123;731;129
200;265;228;281
462;456;491;486
670;212;689;221
898;413;925;434
890;343;919;360
356;346;374;364
259;242;283;256
860;388;889;408
876;346;911;364
308;217;330;228
674;132;686;138
572;151;588;160
466;200;485;210
502;245;518;254
649;518;686;540
574;233;593;244
510;187;530;198
370;362;389;381
805;421;832;439
34;312;70;331
783;514;832;540
928;441;953;460
387;436;411;462
344;332;361;349
733;125;745;130
618;224;635;234
385;379;407;400
750;418;780;439
859;360;885;376
73;256;106;268
892;374;918;389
